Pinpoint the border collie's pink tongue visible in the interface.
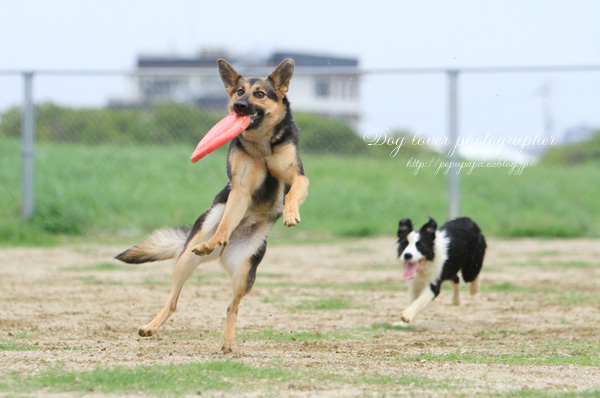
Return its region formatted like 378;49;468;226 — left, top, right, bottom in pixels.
403;259;424;280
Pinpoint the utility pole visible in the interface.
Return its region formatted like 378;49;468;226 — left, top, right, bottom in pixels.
447;70;460;220
22;72;35;218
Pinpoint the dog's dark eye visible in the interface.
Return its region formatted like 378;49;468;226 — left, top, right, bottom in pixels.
237;89;244;96
254;91;265;99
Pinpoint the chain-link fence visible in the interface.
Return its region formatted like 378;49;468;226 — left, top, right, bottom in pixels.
1;67;600;241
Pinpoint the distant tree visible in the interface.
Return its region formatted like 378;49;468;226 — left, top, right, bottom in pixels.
0;103;438;157
542;130;600;165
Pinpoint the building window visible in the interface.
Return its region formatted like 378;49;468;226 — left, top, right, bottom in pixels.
349;78;358;99
143;79;176;96
315;79;330;97
339;79;348;99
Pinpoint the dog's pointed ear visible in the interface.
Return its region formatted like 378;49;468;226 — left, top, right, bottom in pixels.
397;218;413;240
420;217;437;239
268;58;294;97
218;59;242;94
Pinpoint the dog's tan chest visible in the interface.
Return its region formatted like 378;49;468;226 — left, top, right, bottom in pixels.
266;143;300;185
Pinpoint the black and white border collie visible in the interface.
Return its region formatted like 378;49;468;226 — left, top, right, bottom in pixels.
396;217;486;324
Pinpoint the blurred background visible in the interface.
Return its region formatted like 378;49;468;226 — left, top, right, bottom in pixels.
1;0;599;244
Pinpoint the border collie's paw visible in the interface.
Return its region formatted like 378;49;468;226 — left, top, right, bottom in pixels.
400;310;414;324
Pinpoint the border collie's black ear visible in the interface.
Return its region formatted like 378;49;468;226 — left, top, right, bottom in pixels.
420;217;437;239
397;218;413;240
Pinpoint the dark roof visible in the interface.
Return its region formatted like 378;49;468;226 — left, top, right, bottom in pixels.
137;56;223;68
137;52;358;69
268;52;358;67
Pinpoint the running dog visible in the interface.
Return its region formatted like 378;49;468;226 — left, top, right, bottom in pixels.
396;217;486;324
116;58;308;353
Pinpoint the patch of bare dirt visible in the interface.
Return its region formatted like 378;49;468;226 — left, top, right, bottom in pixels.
0;237;599;396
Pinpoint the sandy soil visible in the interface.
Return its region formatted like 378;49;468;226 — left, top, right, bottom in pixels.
0;237;599;397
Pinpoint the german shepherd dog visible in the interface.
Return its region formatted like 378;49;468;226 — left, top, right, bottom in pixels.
116;58;308;353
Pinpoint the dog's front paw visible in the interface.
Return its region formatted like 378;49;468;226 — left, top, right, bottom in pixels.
192;239;226;256
400;310;413;324
283;208;301;227
192;243;214;256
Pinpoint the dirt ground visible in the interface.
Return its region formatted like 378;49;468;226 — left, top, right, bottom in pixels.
1;236;599;397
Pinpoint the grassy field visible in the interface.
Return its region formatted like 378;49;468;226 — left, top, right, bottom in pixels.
1;137;599;245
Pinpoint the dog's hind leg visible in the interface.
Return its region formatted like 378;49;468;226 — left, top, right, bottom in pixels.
138;249;208;336
451;275;460;306
138;206;224;337
469;274;480;296
218;222;270;353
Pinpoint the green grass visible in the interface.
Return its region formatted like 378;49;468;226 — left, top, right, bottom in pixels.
483;282;555;294
496;391;600;398
142;278;168;286
255;279;403;291
0;341;39;351
82;278;124;286
528;260;599;269
1;137;600;245
354;372;455;390
238;326;356;342
0;332;83;352
291;297;360;311
380;342;599;367
5;340;589;395
481;283;599;306
62;262;136;272
341;281;403;291
4;361;291;396
483;282;532;293
0;359;462;396
170;324;406;343
0;332;38;351
558;291;600;305
187;272;228;284
367;322;414;332
1;331;597;396
478;329;523;337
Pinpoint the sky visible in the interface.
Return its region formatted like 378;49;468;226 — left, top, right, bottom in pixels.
2;0;600;158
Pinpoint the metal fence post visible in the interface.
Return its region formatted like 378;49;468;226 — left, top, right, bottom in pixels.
446;70;460;220
22;71;35;219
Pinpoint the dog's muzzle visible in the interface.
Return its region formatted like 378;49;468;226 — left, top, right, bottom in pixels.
233;100;263;129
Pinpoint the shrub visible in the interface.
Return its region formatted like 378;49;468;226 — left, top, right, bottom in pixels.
542;130;600;165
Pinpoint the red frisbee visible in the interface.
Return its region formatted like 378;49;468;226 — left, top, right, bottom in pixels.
190;112;251;163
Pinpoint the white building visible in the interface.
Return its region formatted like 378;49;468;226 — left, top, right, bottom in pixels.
115;50;361;127
268;53;361;127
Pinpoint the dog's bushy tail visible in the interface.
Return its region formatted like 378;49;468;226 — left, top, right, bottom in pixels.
115;227;190;264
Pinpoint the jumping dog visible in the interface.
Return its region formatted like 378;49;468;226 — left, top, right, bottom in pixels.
116;58;308;353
